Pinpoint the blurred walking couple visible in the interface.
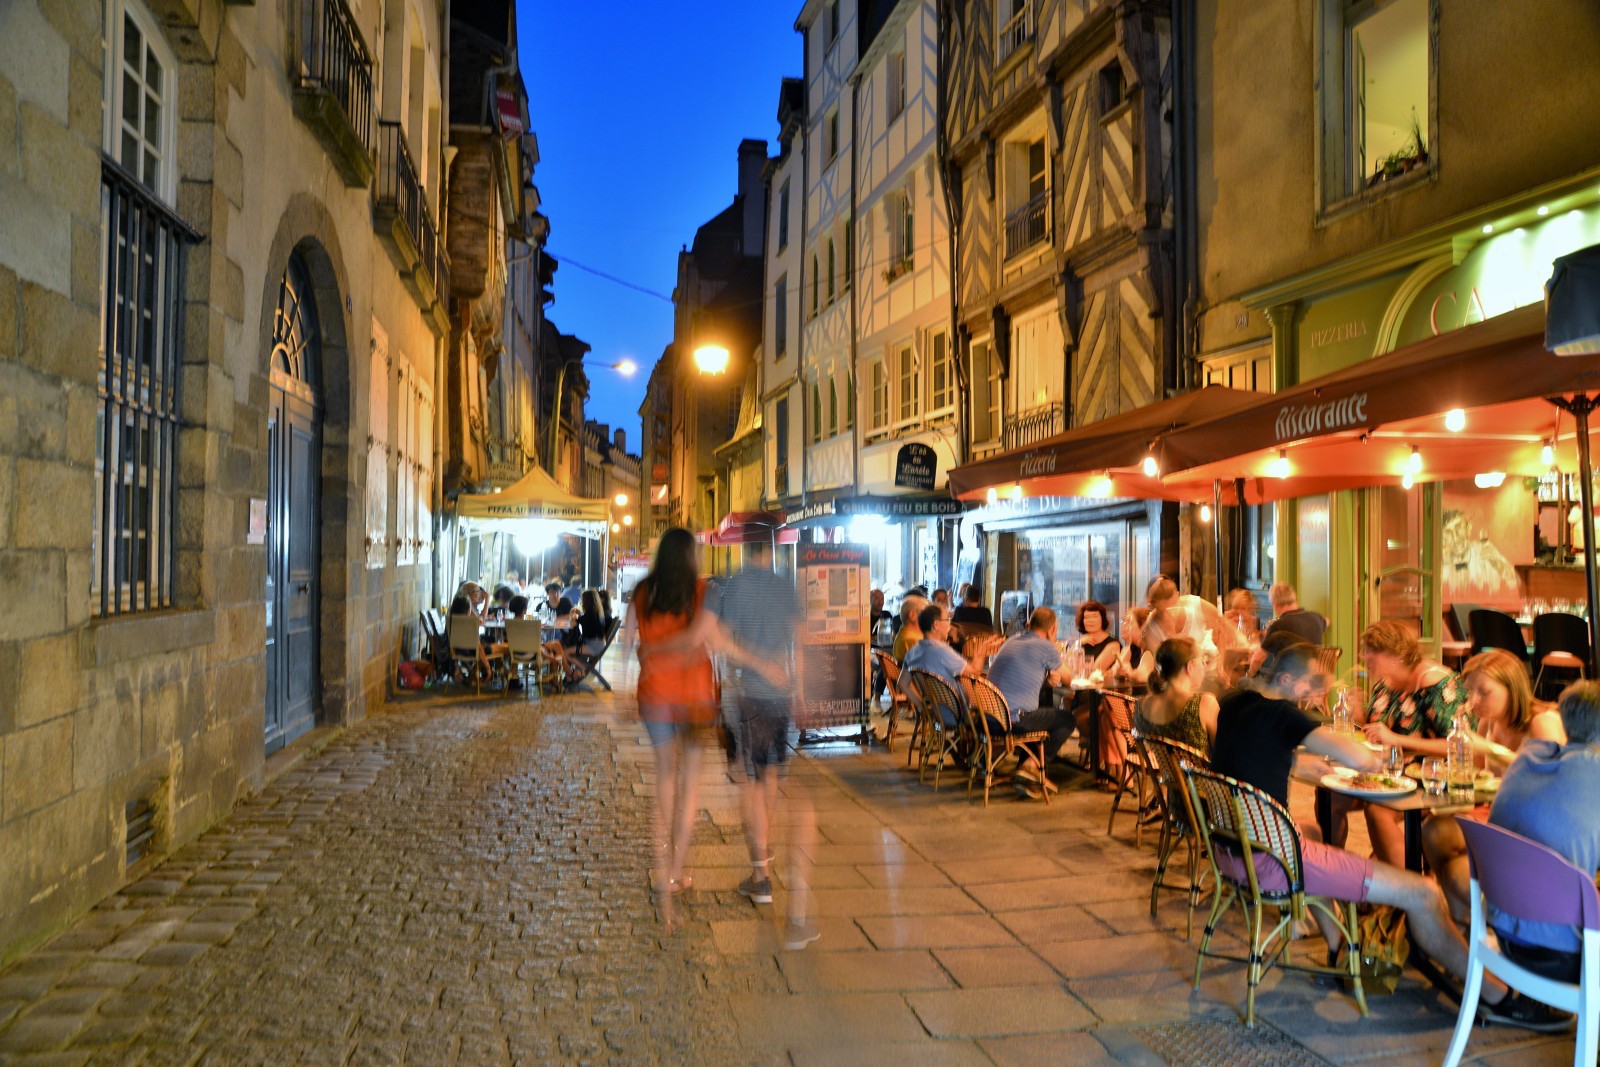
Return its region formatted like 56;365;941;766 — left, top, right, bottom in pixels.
622;527;818;947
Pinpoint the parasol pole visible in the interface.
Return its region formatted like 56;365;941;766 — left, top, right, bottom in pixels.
1213;478;1225;605
1555;395;1600;674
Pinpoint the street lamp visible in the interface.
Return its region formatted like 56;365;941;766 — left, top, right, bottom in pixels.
693;344;730;375
547;358;637;475
613;492;628;507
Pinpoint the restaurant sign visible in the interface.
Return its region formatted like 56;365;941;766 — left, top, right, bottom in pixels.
894;442;937;490
785;494;966;525
1274;392;1369;443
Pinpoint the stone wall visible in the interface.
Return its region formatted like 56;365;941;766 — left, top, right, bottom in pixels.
0;0;443;963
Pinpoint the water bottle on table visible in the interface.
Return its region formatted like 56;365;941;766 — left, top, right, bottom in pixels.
1445;715;1474;802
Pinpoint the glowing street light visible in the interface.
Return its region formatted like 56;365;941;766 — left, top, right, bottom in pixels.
1142;453;1159;478
548;358;638;472
614;492;628;507
622;514;633;526
693;344;730;375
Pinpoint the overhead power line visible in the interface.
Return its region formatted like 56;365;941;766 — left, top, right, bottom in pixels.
550;252;675;304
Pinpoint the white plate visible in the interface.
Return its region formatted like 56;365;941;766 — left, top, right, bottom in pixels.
1319;772;1418;798
1070;679;1096;689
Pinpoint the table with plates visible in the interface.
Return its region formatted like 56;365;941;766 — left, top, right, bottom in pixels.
1291;751;1486;872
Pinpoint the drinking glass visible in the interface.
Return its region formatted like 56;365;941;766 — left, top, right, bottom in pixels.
1387;745;1405;776
1421;757;1446;797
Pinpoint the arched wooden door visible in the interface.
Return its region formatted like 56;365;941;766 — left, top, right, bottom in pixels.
265;254;322;753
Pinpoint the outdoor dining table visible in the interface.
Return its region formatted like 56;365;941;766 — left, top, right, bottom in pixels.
1290;751;1476;872
1052;678;1147;783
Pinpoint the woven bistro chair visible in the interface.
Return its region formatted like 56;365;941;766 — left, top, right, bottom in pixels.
1138;732;1212;938
1181;762;1368;1027
961;676;1051;806
963;631;1004;673
875;649;913;753
905;669;966;792
1103;691;1157;845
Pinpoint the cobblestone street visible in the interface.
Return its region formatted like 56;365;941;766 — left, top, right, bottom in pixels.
0;664;1582;1065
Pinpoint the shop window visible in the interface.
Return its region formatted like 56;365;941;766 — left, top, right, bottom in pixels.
1322;0;1432;204
970;340;1002;445
927;330;953;413
896;341;919;424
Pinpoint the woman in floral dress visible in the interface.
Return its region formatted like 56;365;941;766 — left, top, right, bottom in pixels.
1351;620;1473;866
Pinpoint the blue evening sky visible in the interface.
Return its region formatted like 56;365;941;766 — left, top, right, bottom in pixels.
515;1;801;449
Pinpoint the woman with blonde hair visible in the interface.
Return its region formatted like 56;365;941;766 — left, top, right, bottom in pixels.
1422;648;1565;920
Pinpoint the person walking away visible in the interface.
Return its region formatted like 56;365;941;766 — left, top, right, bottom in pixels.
622;528;719;930
712;540;819;949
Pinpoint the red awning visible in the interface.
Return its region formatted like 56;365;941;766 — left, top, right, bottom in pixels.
1156;305;1600;504
699;512;798;546
945;385;1264;501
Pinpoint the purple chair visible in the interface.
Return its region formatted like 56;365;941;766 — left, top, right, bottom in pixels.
1444;820;1600;1066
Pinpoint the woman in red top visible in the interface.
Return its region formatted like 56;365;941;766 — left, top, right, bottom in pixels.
622;527;720;924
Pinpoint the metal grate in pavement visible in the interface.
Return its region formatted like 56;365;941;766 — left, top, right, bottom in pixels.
1134;1018;1333;1067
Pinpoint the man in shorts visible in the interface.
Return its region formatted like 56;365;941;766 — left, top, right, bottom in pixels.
713;539;818;949
1210;643;1546;1026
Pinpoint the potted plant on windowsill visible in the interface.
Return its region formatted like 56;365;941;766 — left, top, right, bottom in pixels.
882;258;913;284
1366;113;1428;189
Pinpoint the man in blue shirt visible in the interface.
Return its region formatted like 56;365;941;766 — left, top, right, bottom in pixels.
986;607;1074;787
903;603;975;726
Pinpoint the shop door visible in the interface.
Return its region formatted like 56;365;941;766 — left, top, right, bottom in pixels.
264;257;322;754
1365;484;1436;644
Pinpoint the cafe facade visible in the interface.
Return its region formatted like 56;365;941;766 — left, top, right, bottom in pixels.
1213;189;1600;670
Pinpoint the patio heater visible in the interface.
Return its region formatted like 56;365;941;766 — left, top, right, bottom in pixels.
1544;242;1600;673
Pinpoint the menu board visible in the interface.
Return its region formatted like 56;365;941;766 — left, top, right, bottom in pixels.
797;543;870;730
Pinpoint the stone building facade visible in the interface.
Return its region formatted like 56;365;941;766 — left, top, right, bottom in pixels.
0;0;454;961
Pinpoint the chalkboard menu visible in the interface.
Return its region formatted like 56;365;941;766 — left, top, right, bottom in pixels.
800;643;866;728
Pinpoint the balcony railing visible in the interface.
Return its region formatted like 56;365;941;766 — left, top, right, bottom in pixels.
375;121;448;314
997;5;1032;65
294;0;375;186
1003;401;1065;451
1005;190;1049;258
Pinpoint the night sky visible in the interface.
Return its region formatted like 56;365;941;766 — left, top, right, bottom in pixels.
516;1;800;447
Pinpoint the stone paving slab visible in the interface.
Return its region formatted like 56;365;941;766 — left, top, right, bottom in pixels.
0;659;1584;1065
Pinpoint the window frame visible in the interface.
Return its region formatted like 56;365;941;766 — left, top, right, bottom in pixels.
970;338;1002;446
888;48;906;124
777;180;790;249
103;0;178;203
774;274;788;358
826;108;840;163
894;340;919;427
927;329;954;415
1316;0;1437;214
868;357;889;437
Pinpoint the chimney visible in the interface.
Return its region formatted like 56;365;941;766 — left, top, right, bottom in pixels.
613;428;627;453
738;138;769;258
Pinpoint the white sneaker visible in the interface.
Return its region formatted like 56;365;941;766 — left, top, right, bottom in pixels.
784;919;821;950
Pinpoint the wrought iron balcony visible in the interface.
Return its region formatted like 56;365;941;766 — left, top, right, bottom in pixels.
997;6;1032;65
1005;190;1049;258
293;0;375;187
1003;401;1065;450
374;121;449;329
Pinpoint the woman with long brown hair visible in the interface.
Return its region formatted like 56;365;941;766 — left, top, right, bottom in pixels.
1136;636;1218;753
622;528;718;926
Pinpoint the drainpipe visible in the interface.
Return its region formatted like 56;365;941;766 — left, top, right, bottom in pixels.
798;28;810;510
1171;0;1199;391
432;0;452;607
